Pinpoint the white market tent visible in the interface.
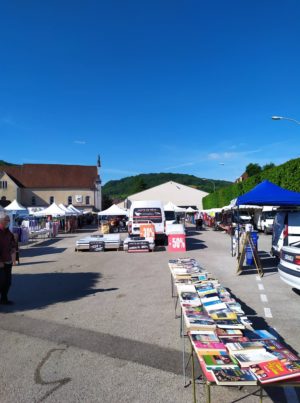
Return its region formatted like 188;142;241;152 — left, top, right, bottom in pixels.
4;199;28;214
186;206;198;213
98;204;127;216
58;203;78;216
68;205;82;214
33;202;66;217
164;201;186;213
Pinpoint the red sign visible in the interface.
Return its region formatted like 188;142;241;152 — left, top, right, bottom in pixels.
168;234;186;252
140;224;155;239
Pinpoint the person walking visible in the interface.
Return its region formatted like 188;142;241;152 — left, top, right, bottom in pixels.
0;212;16;305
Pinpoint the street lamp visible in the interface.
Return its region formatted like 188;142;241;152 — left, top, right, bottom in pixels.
271;116;300;125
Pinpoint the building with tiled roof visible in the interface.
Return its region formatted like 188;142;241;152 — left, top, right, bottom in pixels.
0;163;102;211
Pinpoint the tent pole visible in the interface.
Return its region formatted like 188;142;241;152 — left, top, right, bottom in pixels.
237;205;240;258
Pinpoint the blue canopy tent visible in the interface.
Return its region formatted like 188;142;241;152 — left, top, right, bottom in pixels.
234;180;300;266
236;180;300;206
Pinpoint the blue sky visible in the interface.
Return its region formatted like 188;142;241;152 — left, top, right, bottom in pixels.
1;1;300;184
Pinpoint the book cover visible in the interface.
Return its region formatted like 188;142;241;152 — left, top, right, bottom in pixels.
216;328;243;338
212;368;257;385
226;342;265;353
232;350;277;368
270;349;300;362
250;360;300;384
194;341;226;351
243;329;277;341
220;337;250;344
214;319;245;329
209;310;238;321
190;331;219;342
261;340;286;351
202;352;239;370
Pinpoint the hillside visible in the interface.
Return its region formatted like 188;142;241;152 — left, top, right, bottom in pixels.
102;173;232;200
203;157;300;209
0;160;16;166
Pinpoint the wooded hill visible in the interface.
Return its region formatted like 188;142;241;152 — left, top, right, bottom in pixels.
203;157;300;209
102;173;232;200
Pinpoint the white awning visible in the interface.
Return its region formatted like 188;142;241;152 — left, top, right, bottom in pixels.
98;204;128;216
4;199;28;213
33;203;66;217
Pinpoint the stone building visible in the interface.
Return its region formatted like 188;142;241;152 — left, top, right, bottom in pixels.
0;163;102;211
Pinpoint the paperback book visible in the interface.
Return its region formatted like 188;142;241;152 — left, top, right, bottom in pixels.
211;368;257;385
231;350;277;368
202;352;239;370
225;342;265;353
250;360;300;384
214;319;245;329
216;328;243;338
243;329;277;341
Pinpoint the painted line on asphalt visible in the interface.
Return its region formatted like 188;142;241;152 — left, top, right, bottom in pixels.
264;307;273;318
258;283;264;291
284;387;300;403
260;294;268;303
255;275;261;281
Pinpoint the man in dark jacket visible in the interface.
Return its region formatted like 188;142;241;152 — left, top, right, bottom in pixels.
0;212;16;305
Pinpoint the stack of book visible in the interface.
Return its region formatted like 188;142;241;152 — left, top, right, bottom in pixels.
168;258;300;386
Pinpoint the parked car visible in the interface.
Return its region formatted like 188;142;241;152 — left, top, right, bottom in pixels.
271;209;300;258
278;243;300;290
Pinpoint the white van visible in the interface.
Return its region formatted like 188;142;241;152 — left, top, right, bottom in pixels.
128;200;166;243
271;209;300;258
254;206;277;234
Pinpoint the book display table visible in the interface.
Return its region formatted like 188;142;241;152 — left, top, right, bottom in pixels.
167;258;300;402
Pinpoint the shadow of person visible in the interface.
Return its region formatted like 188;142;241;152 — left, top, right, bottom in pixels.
1;272;118;313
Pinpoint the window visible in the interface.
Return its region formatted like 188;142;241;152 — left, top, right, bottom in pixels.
49;196;54;204
85;196;90;205
0;181;8;189
67;196;72;205
32;196;36;206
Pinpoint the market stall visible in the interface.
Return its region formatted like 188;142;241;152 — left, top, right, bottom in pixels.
98;204;128;233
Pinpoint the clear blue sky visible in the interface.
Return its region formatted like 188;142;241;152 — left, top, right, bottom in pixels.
1;1;300;184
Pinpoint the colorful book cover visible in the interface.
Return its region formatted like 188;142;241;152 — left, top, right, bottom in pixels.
243;329;277;341
216;328;243;338
214;319;245;329
271;349;300;362
232;351;277;368
190;331;219;342
210;310;238;320
225;342;265;353
212;368;257;385
220;337;250;344
202;352;239;370
261;340;286;351
250;360;300;383
194;341;226;351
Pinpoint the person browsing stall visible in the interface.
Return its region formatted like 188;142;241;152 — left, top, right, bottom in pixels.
0;212;16;305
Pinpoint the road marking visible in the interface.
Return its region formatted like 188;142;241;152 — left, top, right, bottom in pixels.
258;283;264;291
264;307;273;318
260;294;268;303
284;387;299;403
255;275;261;281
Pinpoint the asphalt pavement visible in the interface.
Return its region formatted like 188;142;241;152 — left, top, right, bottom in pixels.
0;225;299;403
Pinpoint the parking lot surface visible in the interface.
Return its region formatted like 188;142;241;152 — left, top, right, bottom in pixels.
0;226;299;403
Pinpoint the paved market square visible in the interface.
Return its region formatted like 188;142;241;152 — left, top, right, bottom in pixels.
0;226;299;403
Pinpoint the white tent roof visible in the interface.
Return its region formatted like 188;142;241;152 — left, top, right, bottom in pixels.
68;204;82;214
164;201;186;213
4;199;28;212
98;204;127;216
58;203;77;215
186;206;198;213
33;202;66;217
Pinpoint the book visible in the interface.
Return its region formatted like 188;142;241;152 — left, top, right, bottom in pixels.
202;352;239;370
184;316;217;330
220;337;250;344
203;300;228;312
260;340;286;351
190;330;219;343
216;328;243;338
209;309;238;321
243;329;277;341
270;349;300;363
214;319;245;329
232;350;277;368
180;292;201;307
226;302;245;315
225;342;265;353
193;341;226;352
211;368;257;385
250;360;300;384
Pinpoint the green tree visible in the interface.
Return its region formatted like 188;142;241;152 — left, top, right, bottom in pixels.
131;177;147;194
262;162;275;171
102;194;113;210
245;163;262;177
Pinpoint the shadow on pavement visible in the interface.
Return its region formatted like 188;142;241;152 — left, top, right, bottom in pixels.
20;247;67;258
18;260;57;266
186;237;207;251
2;272;118;313
238;251;278;276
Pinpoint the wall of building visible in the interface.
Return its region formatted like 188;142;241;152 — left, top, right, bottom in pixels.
20;188;97;207
0;172;19;204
